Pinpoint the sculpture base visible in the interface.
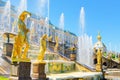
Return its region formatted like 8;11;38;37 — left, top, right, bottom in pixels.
11;62;19;76
3;43;13;57
9;76;18;80
19;58;31;62
32;61;46;80
12;58;31;62
18;62;32;80
19;77;31;80
32;62;39;78
38;62;46;80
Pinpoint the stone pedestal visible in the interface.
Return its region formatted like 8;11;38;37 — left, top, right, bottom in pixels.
38;62;46;80
33;62;39;73
32;62;39;78
18;62;32;80
11;62;19;76
32;62;46;80
3;43;13;57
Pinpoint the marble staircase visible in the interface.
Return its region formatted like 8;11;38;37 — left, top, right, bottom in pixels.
0;55;10;75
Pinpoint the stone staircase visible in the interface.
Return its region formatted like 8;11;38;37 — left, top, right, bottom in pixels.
0;44;103;80
28;49;76;74
0;56;10;75
29;48;103;80
29;43;97;73
0;42;95;75
105;69;120;79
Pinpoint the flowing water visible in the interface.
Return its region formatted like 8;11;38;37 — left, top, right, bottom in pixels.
77;7;94;68
59;13;64;55
2;0;11;32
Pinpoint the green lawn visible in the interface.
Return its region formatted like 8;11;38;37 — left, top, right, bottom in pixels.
0;76;8;80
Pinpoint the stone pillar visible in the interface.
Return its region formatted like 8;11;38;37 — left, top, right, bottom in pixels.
11;62;19;76
3;43;13;57
32;62;39;78
18;62;32;80
32;62;46;80
38;62;46;80
9;61;19;80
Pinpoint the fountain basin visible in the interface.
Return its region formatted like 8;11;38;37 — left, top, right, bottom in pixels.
47;72;103;80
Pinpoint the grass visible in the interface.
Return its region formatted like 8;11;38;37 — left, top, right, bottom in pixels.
0;76;8;80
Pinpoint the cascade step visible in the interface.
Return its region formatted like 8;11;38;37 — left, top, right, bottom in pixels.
28;51;60;60
32;60;75;74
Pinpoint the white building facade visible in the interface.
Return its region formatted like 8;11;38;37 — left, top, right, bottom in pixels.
0;0;78;47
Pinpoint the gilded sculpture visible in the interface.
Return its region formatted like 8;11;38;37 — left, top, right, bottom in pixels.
11;11;31;61
37;34;47;61
97;49;102;64
54;36;59;52
48;35;52;42
96;48;102;71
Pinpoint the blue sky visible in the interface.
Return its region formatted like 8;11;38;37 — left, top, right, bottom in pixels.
2;0;120;52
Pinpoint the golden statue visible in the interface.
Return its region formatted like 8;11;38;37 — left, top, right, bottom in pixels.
54;36;59;52
48;35;52;41
96;49;102;71
11;36;21;59
51;63;61;72
11;11;31;61
96;49;102;64
107;53;112;60
37;34;47;61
